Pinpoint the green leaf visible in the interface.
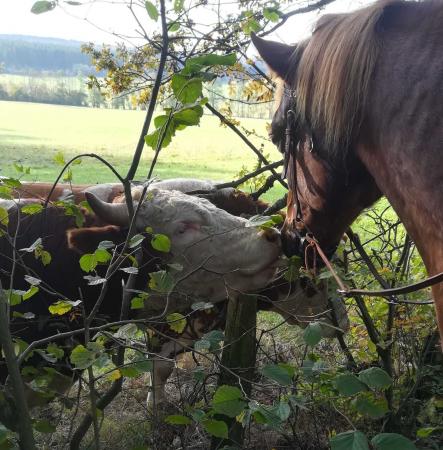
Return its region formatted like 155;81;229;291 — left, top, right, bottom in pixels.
131;358;152;373
131;295;147;310
212;385;246;418
79;253;97;272
251;403;285;428
0;206;9;229
94;248;111;264
203;419;228;439
39;249;52;266
120;366;140;378
0;186;12;200
98;240;115;250
416;427;439;438
7;289;23;306
129;234;145;248
167;312;187;334
53;151;65;165
31;1;56;14
47;343;64;360
48;300;81;315
246;214;275;228
165;414;192;425
173;105;203;126
330;430;370;450
371;433;417;450
145;1;158;21
263;7;280;23
271;214;283;225
149;270;174;293
191;301;213;311
24;275;41;286
358;367;392;390
334;373;367;397
22;285;39;301
84;275;106;285
303;322;323;347
145;121;175;149
200;329;224;352
171;74;203;104
33;419;56;433
261;364;294;386
193;366;205;381
2;177;22;188
151;234;171;252
242;18;261;35
182;53;236;75
70;344;99;370
168;22;180;32
352;392;388;419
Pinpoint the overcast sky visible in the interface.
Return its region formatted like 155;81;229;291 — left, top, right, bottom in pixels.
0;0;372;49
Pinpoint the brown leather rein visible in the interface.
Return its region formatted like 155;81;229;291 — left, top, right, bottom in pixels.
306;235;443;298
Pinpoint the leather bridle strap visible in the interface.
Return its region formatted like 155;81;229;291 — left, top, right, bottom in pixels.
284;109;303;224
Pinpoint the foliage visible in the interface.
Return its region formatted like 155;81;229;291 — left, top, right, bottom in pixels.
0;0;439;449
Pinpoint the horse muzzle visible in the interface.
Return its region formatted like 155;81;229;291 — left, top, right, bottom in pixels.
281;228;305;258
281;228;339;268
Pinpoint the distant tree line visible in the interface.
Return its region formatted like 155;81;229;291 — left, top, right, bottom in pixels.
0;74;273;118
0;35;93;75
0;78;87;106
0;35;273;117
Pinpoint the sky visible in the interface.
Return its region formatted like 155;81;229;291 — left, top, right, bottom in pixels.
0;0;372;50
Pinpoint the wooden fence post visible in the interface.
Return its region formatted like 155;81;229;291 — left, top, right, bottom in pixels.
211;294;257;449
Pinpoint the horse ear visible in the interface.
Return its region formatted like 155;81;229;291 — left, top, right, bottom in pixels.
251;32;295;79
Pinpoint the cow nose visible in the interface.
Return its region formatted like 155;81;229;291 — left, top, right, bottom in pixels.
261;227;280;243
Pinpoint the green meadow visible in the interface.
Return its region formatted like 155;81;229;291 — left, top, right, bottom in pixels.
0;100;284;201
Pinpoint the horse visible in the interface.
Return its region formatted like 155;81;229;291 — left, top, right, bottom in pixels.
252;0;443;348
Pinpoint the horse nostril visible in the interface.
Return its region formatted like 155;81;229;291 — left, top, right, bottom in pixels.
281;230;303;257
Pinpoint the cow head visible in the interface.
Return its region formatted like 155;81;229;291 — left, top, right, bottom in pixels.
82;189;282;304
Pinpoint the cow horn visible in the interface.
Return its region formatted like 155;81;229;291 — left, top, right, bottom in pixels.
251;32;295;80
85;192;130;226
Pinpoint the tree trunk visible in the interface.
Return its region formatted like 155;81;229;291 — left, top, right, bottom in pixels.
211;294;257;449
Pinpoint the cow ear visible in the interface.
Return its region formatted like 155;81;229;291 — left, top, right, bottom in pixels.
251;32;295;79
68;225;123;254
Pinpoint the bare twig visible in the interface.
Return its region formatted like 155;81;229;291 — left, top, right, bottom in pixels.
0;282;36;450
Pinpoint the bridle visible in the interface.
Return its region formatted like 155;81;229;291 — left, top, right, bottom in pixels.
281;89;338;268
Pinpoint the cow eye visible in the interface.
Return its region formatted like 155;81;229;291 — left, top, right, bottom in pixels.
175;221;201;235
176;223;187;234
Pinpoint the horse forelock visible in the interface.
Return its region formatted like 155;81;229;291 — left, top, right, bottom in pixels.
293;0;404;163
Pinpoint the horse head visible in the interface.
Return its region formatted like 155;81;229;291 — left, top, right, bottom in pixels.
252;32;381;260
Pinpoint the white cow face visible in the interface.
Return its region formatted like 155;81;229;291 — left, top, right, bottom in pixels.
86;189;281;303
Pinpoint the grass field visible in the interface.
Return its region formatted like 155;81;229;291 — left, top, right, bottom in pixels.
0;100;285;201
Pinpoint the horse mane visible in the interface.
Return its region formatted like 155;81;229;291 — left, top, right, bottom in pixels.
294;0;404;162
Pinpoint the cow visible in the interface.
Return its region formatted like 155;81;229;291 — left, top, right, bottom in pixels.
0;184;348;413
8;179;223;205
74;190;349;408
5;178;272;218
0;188;281;420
